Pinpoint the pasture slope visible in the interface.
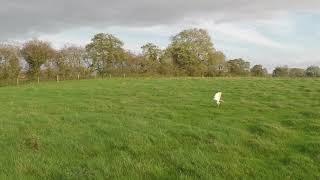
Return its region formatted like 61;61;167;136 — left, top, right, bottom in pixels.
0;78;319;179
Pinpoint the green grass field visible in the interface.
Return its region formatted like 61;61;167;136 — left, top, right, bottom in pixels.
0;78;319;179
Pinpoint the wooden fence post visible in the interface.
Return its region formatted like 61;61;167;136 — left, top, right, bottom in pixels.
56;75;59;83
37;76;40;84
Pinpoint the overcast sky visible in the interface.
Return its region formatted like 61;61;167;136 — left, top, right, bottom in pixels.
1;0;320;69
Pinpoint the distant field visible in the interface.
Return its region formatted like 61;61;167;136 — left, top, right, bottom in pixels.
0;78;319;179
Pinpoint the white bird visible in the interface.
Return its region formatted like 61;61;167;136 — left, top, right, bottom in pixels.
213;92;223;106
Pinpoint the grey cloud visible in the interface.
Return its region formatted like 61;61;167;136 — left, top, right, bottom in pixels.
0;0;319;39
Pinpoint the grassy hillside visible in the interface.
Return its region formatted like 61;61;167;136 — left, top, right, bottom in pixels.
0;78;319;179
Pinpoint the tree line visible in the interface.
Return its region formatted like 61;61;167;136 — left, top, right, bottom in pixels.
1;28;319;85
